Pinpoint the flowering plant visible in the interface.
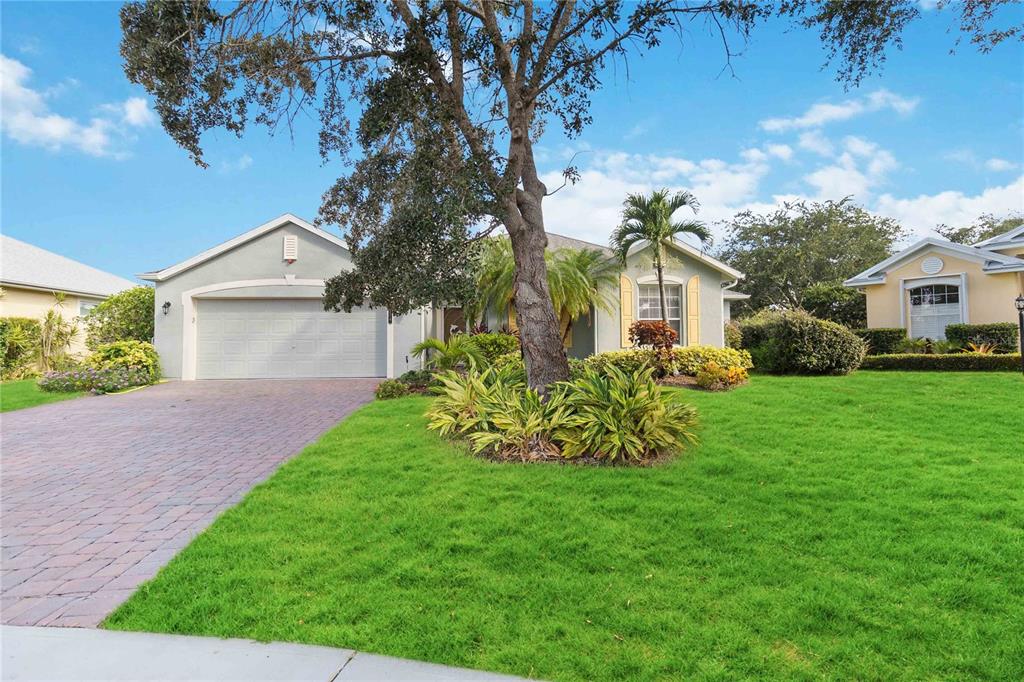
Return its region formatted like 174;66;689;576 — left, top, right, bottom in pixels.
39;365;152;394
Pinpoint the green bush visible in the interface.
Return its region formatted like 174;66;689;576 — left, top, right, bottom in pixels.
583;346;753;378
894;337;959;355
84;286;155;350
397;369;435;391
84;340;161;383
861;353;1021;371
724;321;743;349
470;332;520;362
945;322;1019;353
853;328;906;355
740;309;866;375
426;365;698;465
375;379;410;399
0;317;41;379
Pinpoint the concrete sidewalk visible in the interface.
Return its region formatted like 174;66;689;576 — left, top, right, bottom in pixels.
0;626;531;681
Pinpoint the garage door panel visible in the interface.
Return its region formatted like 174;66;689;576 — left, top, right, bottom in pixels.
196;299;385;379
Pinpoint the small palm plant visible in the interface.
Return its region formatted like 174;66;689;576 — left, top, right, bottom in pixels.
610;189;711;324
411;335;486;371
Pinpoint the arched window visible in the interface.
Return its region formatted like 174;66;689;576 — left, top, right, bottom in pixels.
908;284;961;339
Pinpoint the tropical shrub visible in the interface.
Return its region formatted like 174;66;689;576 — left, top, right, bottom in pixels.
862;353;1021;371
411;335;486;371
426;365;698;464
583;346;752;378
853;327;906;355
628;320;677;349
0;317;41;379
945;322;1019;353
84;286;155;350
375;379;410;399
469;332;520;362
39;305;77;371
84;340;161;383
739;309;865;375
398;369;435;392
554;365;698;463
724;321;743;349
695;361;748;391
895;337;959;355
39;365;152;394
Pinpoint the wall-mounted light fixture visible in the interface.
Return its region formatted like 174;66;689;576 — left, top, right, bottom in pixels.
162;301;172;315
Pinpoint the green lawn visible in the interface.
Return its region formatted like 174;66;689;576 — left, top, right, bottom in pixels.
0;379;84;412
105;372;1023;681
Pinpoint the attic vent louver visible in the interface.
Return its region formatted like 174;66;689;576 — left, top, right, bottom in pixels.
283;235;298;263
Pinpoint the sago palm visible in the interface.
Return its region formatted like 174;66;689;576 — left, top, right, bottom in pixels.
610;189;711;324
470;237;619;342
411;335;486;371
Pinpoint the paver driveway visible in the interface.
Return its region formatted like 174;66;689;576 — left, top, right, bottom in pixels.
1;379;377;628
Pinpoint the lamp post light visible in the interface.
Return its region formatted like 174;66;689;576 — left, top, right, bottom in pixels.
1016;295;1024;376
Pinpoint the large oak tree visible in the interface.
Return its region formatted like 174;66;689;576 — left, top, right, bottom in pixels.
120;0;1019;388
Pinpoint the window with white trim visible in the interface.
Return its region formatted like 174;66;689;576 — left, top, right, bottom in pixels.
79;300;98;317
908;284;961;339
637;283;682;342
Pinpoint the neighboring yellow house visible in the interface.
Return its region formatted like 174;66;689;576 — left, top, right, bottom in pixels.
844;225;1024;339
0;235;138;355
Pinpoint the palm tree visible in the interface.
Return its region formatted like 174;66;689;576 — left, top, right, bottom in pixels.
610;189;711;324
411;335;486;371
469;237;619;343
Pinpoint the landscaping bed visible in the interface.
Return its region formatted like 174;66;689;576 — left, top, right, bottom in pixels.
105;372;1023;681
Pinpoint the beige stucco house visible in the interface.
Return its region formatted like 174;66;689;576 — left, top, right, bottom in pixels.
843;225;1024;339
0;235;138;355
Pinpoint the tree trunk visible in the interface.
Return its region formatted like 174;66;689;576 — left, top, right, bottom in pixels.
656;243;668;324
505;194;570;391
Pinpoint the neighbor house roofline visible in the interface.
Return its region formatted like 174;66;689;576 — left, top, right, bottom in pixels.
843;237;1024;287
137;213;349;282
974;224;1024;251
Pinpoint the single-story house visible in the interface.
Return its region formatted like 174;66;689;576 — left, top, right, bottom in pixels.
843;225;1024;339
0;235;138;355
141;214;746;380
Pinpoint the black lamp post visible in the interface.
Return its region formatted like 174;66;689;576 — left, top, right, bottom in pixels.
1016;295;1024;375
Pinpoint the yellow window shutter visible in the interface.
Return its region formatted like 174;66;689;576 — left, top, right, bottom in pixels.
686;275;700;346
619;274;634;348
508;305;518;332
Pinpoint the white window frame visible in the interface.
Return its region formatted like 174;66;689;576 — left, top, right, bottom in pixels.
899;274;967;339
636;282;683;344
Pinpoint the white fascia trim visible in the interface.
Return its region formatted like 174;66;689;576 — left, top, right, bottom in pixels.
141;214;349;282
0;280;116;299
626;239;743;280
845;237;1023;286
179;277;326;381
723;291;751;300
974;225;1024;248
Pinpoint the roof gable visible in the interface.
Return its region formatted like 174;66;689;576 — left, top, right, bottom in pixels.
0;235;138;298
138;214;348;282
975;224;1024;252
626;238;743;280
844;237;1024;286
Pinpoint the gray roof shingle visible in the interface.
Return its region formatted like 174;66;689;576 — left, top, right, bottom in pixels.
1;235;138;298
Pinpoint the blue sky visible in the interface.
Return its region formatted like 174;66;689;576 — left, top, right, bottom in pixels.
2;2;1022;281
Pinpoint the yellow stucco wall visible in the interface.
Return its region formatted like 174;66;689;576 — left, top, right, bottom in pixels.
0;285;100;356
863;249;1022;331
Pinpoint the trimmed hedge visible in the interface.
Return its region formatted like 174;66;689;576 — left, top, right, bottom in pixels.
862;353;1021;371
853;328;906;355
583;346;753;378
945;322;1019;353
740;309;866;375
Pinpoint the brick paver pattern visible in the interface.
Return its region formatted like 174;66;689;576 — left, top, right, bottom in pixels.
1;379;376;628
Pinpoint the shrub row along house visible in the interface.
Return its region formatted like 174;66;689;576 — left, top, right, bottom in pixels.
141;214;747;380
844;225;1024;339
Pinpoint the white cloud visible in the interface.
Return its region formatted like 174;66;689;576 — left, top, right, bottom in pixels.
765;144;794;161
0;54;152;158
876;176;1024;237
218;154;254;173
802;136;899;201
985;158;1017;172
759;88;919;132
798;130;834;156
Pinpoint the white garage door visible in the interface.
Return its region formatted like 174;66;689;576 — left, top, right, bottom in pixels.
196;299;386;379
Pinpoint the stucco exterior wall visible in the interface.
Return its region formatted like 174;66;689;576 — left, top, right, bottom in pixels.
152;221;420;378
0;285;102;356
862;248;1022;330
594;244;729;352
